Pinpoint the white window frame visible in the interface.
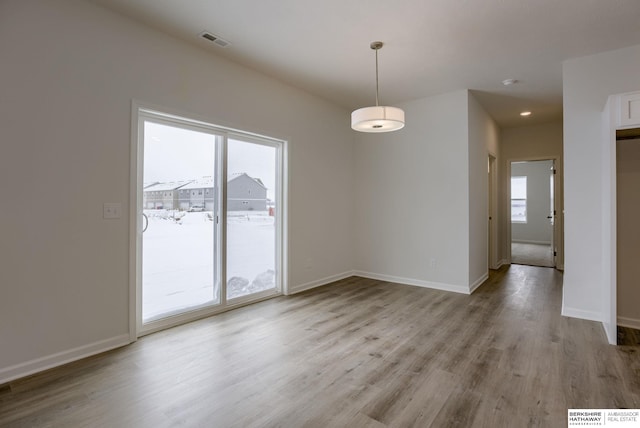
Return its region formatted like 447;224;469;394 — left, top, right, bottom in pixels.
511;176;527;223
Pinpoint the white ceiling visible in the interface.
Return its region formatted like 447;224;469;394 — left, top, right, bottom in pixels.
88;0;640;127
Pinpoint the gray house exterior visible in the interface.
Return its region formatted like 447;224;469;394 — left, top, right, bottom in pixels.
143;181;191;210
178;178;216;211
143;174;266;211
227;173;268;211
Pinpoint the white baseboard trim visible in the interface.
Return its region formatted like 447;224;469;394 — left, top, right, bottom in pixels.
469;272;489;294
0;334;131;385
353;271;470;295
618;316;640;330
288;271;355;294
493;259;507;269
512;240;552;245
561;306;602;322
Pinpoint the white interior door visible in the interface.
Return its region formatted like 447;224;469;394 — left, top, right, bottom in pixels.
488;155;497;269
549;161;556;267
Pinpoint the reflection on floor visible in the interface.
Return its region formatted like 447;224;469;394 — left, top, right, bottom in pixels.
511;242;554;267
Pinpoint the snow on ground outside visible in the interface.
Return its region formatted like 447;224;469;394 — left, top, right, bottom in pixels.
142;210;275;321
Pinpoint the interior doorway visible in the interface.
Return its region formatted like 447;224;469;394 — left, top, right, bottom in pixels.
601;93;640;345
616;128;640;337
510;160;555;268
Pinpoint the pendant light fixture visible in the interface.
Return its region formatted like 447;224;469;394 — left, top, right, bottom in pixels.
351;41;405;133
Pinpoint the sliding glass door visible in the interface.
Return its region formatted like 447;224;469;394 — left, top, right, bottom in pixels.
141;119;221;323
135;107;284;334
226;138;278;300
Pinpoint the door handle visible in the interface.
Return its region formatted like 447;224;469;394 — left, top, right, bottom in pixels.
547;216;553;219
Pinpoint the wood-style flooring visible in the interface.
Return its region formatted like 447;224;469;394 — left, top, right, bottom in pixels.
619;326;640;346
1;265;639;427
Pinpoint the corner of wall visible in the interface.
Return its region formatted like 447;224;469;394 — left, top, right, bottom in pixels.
469;271;489;294
289;271;355;295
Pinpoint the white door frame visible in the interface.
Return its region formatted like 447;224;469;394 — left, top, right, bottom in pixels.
602;94;618;345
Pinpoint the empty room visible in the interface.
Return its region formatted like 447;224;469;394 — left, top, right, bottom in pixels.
2;0;640;426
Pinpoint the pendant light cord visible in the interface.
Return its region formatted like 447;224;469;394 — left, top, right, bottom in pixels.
375;47;380;107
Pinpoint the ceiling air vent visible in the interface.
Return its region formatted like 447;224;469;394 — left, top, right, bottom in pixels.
199;31;231;48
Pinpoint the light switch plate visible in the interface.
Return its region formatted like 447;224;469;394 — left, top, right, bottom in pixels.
103;203;122;219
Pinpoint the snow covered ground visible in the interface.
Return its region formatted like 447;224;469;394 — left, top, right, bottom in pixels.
142;210;275;321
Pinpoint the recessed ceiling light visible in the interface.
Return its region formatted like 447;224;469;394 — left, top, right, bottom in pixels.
520;111;532;117
502;79;518;86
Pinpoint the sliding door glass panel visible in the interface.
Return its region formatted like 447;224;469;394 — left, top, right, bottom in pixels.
226;138;277;300
142;120;220;322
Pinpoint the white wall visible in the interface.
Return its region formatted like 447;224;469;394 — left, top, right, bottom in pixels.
563;43;640;321
0;0;354;381
467;93;499;289
501;121;563;267
617;138;640;328
353;90;497;293
511;161;553;244
353;91;471;292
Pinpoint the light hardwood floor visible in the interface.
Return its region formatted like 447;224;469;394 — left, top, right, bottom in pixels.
1;265;639;427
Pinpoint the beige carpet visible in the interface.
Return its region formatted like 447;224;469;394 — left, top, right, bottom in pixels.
511;242;554;267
